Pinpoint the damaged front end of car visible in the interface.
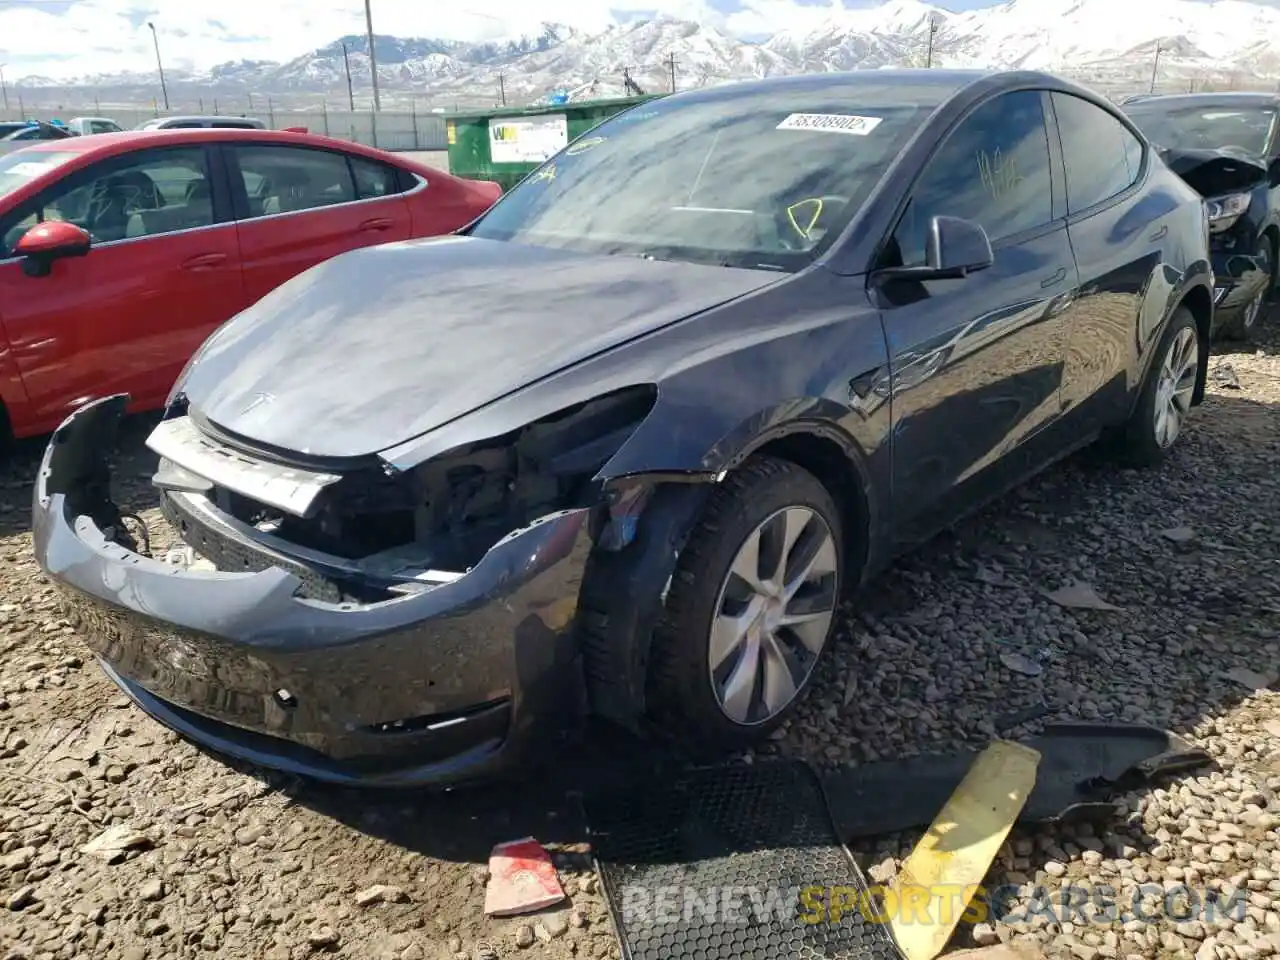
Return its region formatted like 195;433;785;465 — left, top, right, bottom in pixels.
31;386;715;787
150;384;664;602
1158;145;1273;326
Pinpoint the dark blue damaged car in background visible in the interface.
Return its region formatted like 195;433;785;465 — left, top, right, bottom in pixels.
1122;91;1280;342
33;69;1215;788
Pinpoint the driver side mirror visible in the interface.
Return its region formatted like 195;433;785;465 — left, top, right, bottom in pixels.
15;221;91;278
875;215;995;283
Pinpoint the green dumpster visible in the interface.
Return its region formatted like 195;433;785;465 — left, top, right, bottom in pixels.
445;95;664;193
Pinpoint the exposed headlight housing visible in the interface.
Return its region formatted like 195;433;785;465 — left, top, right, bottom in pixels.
1204;192;1251;234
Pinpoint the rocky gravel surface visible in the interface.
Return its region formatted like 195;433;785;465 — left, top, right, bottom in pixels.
2;324;1278;960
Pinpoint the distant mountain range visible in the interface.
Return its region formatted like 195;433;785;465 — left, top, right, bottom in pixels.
12;0;1280;110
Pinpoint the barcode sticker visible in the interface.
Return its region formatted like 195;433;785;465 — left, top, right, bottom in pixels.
776;113;883;136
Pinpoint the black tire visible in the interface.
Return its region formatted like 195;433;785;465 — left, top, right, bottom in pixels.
1217;233;1273;342
646;455;844;752
1117;306;1201;468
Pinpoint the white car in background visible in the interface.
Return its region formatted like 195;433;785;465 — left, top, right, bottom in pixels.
135;115;267;131
65;117;125;136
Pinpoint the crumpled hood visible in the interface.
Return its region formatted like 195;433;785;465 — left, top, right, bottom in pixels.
180;236;779;460
1157;145;1269;197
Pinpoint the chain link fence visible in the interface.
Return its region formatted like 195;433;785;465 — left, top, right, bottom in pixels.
0;104;447;152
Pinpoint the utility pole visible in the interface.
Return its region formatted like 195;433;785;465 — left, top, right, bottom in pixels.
363;0;381;112
147;21;169;111
667;53;678;92
1149;40;1161;94
926;15;941;68
0;64;8;113
498;73;506;106
342;41;356;111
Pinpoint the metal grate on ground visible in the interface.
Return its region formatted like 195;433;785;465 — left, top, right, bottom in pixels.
585;759;906;960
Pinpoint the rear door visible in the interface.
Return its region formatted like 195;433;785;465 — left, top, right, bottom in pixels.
872;89;1077;545
226;142;414;305
1049;92;1168;428
0;144;245;433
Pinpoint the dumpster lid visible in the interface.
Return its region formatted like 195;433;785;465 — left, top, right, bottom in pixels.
444;94;662;121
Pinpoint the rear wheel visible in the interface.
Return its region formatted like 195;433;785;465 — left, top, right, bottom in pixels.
1218;233;1273;342
1116;306;1200;468
646;456;844;751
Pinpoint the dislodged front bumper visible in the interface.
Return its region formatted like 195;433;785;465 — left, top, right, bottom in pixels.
31;396;592;788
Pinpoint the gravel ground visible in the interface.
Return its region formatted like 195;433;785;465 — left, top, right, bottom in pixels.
2;320;1278;960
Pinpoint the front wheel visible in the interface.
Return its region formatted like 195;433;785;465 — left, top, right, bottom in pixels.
1218;234;1273;342
1116;306;1201;468
646;456;844;752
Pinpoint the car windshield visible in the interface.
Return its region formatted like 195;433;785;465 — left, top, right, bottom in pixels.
0;151;77;202
1125;103;1276;156
468;81;944;271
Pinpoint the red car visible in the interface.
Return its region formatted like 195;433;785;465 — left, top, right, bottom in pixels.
0;129;499;441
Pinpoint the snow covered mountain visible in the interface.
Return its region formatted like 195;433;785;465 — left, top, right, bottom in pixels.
15;0;1280;107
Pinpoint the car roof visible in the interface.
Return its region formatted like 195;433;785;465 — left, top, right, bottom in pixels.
668;68;995;103
645;68;1116;114
18;127;385;157
6;127;452;185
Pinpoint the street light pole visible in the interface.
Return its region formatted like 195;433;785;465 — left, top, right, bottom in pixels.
342;41;356;111
0;65;8;113
147;21;170;111
363;0;381;112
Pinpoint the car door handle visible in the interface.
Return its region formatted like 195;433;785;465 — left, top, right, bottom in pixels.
359;218;395;232
1148;225;1168;242
181;253;228;271
1040;267;1067;289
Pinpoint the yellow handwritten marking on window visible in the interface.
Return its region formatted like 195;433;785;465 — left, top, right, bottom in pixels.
531;164;556;183
566;136;606;156
786;198;824;240
976;147;1022;201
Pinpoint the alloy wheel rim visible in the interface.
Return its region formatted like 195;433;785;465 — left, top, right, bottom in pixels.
1153;326;1199;450
1243;291;1263;330
1245;242;1273;329
707;506;840;726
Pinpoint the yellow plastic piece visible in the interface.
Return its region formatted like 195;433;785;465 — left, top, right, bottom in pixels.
888;739;1041;960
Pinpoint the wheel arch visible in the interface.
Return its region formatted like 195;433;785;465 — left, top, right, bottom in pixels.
730;428;873;586
578;415;880;735
1176;282;1213;405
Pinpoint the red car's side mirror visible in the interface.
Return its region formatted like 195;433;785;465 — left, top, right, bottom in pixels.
16;221;91;278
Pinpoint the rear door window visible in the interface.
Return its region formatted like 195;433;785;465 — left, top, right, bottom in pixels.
1052;93;1144;215
349;155;405;199
232;145;356;218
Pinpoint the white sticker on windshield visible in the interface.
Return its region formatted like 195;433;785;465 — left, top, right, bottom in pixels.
776;113;883;136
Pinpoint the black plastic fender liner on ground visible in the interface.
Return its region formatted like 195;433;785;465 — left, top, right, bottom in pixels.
585;760;905;960
821;723;1212;842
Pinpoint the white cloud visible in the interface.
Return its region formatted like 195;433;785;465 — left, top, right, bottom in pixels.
0;0;793;79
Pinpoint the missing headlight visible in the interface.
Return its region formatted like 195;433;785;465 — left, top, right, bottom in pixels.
217;385;658;570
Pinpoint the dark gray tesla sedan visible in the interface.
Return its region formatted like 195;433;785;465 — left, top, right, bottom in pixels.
33;69;1214;788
